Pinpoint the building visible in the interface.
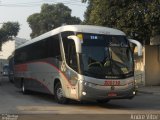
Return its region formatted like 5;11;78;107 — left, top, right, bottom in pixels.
15;37;28;49
0;37;28;73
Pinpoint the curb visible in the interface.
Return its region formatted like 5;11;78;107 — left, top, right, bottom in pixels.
137;90;153;94
138;90;160;95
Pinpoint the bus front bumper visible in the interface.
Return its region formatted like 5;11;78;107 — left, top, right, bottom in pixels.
79;83;136;101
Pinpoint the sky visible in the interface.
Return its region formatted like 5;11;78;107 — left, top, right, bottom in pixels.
0;0;87;39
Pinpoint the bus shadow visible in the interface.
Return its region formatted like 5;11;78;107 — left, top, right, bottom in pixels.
64;98;160;110
15;90;160;111
67;100;129;109
16;90;56;103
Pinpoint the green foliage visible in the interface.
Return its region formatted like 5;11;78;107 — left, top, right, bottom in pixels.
27;3;82;38
0;22;20;50
83;0;160;44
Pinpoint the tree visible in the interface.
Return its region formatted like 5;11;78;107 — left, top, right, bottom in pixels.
27;3;82;38
82;0;160;44
0;22;20;50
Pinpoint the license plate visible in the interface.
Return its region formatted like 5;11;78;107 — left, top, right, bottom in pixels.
104;80;120;86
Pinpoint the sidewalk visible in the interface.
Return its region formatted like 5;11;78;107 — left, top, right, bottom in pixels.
137;86;160;95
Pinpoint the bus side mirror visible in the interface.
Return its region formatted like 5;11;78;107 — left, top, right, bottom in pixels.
129;39;142;56
67;35;82;53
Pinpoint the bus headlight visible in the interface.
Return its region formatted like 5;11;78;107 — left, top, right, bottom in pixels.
82;92;86;96
133;91;136;95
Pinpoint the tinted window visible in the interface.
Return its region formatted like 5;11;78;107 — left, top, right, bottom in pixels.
15;35;61;64
46;35;61;59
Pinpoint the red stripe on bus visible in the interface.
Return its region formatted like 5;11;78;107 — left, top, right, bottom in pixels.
33;61;73;86
15;61;73;86
15;64;28;72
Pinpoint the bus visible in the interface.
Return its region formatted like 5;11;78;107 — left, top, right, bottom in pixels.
14;25;142;104
2;64;9;76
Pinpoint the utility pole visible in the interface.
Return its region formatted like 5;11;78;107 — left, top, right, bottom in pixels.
0;23;2;51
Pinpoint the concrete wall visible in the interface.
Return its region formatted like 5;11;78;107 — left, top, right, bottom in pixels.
133;46;145;86
145;45;160;86
134;54;145;86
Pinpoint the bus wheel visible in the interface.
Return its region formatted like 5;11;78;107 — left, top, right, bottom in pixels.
55;82;68;104
22;80;28;94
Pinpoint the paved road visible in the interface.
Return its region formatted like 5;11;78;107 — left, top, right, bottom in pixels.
0;77;160;119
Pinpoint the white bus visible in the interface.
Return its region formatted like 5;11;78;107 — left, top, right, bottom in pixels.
14;25;142;104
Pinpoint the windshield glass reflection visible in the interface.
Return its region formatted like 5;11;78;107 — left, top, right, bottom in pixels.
80;34;133;79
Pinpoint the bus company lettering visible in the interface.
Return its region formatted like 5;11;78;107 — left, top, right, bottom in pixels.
104;80;120;86
15;64;28;72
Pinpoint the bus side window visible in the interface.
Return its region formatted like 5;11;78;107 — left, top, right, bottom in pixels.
46;35;62;60
61;31;78;72
63;39;78;72
15;48;27;64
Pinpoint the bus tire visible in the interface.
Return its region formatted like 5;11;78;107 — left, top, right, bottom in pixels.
54;82;68;104
21;80;28;94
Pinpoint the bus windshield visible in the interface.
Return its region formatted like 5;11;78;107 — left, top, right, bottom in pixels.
80;34;134;79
